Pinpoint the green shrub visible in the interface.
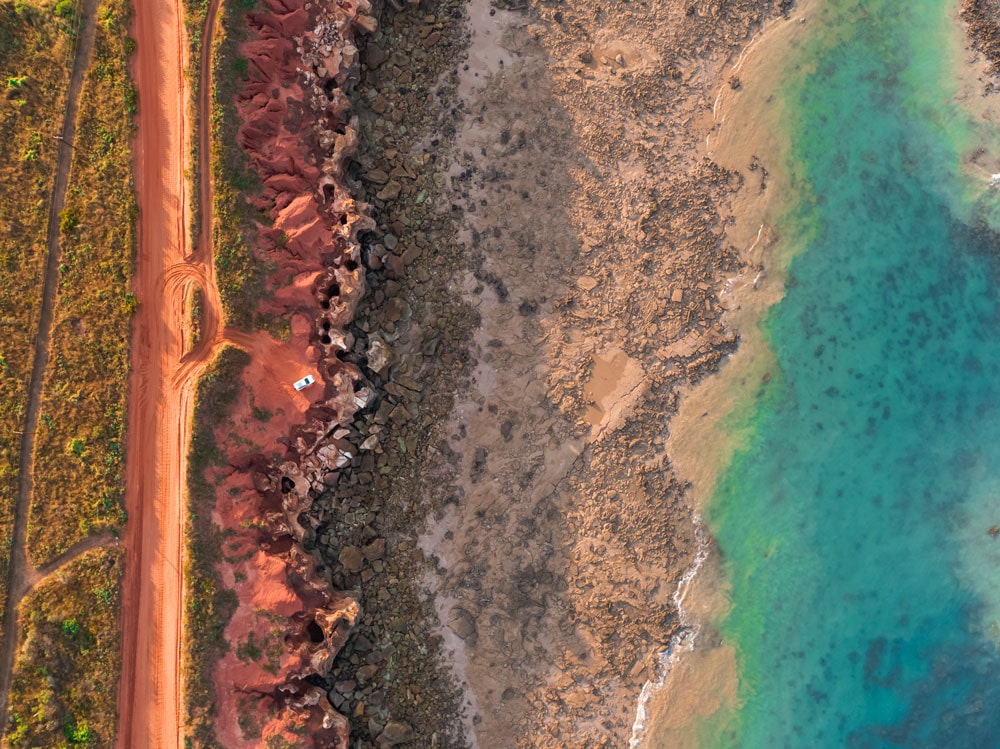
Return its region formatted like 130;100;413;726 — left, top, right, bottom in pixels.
64;714;93;743
121;292;138;315
53;0;75;18
59;208;79;235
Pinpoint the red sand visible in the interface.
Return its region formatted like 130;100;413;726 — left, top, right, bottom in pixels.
195;0;378;744
117;0;198;742
119;0;375;742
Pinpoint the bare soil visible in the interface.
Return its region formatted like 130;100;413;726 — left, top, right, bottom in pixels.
117;0;199;742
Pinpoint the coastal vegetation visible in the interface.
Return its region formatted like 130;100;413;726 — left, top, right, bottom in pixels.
182;0;207;242
181;0;265;738
178;0;269;740
183;0;266;331
183;346;245;747
209;0;268;329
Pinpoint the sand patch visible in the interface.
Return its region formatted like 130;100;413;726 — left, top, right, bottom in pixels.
583;347;645;436
411;0;785;744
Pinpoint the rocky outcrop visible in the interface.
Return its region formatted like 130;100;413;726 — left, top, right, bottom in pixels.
205;0;378;745
962;0;1000;86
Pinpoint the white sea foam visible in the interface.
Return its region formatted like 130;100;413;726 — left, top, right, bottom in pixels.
628;220;766;746
628;516;711;748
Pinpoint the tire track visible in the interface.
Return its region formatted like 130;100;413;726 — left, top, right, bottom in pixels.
117;0;224;742
0;0;102;730
25;531;119;590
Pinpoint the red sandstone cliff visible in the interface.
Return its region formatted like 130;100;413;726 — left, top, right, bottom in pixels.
202;0;377;744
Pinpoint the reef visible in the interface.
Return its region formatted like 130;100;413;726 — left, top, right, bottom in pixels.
962;0;1000;87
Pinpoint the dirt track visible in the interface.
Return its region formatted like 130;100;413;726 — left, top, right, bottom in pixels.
116;0;305;738
117;0;222;743
0;0;101;729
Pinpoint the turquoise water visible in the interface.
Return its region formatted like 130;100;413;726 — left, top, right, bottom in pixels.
699;1;1000;746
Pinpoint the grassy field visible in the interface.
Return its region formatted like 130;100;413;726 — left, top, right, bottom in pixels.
0;0;134;740
183;346;245;747
26;0;136;564
0;0;78;631
6;547;123;747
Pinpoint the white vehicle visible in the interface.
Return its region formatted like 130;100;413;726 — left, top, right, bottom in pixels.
293;374;316;391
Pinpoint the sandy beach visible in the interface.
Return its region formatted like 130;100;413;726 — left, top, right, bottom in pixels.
631;0;1000;744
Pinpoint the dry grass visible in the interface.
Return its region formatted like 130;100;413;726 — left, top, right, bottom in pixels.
6;546;123;747
210;0;269;330
0;0;77;629
184;0;208;244
27;0;136;564
184;345;245;747
0;0;133;741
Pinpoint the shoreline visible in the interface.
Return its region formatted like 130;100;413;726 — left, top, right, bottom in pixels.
629;2;812;741
164;0;1000;743
637;0;1000;744
401;0;796;746
170;0;781;739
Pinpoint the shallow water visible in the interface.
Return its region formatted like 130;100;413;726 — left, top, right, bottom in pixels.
690;0;1000;746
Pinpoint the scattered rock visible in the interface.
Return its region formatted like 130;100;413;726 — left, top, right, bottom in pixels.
448;607;477;643
365;168;390;185
377;182;402;201
363;538;386;560
500;420;514;440
385;297;411;323
365;42;388;70
379;720;414;746
367;335;394;375
389;404;412;424
334;679;357;697
339;546;366;573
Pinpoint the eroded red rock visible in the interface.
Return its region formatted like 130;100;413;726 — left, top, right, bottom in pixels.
203;0;377;744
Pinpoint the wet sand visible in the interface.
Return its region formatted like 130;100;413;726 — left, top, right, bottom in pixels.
636;0;1000;744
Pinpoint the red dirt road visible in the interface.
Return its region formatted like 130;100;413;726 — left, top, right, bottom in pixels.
117;0;217;743
118;0;329;739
